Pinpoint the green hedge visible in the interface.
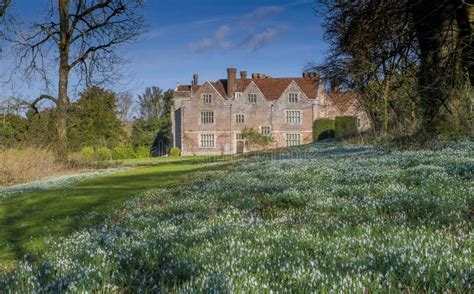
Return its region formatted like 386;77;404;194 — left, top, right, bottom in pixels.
80;145;151;162
112;145;136;160
335;116;358;138
313;118;335;142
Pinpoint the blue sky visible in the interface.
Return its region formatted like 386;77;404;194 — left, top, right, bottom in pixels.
2;0;327;97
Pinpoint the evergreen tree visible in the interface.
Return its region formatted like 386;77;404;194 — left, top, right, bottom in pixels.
68;87;125;150
132;87;173;156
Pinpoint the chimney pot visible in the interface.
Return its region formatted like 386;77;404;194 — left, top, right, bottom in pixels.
193;74;199;86
227;68;237;98
240;71;247;80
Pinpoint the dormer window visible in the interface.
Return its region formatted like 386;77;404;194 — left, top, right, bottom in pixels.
289;93;298;103
234;92;242;99
248;93;257;103
203;93;212;104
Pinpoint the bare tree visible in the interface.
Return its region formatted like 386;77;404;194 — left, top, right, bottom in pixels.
313;0;473;137
117;91;135;122
137;86;165;121
409;0;473;133
9;0;144;160
0;0;11;17
312;0;420;136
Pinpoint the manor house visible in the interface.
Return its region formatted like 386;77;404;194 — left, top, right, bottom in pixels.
172;68;370;155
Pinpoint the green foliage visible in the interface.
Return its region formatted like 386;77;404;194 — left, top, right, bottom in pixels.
25;109;58;148
134;146;150;158
80;146;95;162
131;116;171;154
0;157;211;268
132;87;173;156
68;87;125;150
335;116;358;138
0;114;28;148
312;118;335;142
111;145;136;160
169;147;181;157
241;127;274;148
97;147;112;161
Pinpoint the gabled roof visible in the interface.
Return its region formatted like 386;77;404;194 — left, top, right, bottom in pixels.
176;85;201;92
327;91;359;113
176;77;319;101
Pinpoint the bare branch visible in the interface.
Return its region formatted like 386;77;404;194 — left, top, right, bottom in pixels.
30;94;58;113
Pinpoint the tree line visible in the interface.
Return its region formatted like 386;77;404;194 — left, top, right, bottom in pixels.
313;0;473;139
0;86;173;156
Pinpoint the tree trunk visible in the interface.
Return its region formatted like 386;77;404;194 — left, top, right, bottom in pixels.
57;64;69;161
410;0;471;134
57;0;70;161
382;78;391;137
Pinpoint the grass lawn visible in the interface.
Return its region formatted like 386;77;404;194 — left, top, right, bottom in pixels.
1;142;472;292
0;156;227;270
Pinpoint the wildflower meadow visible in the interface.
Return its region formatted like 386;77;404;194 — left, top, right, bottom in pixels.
1;142;473;292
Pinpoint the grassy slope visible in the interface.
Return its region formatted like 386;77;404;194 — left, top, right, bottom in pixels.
0;157;224;269
1;143;472;292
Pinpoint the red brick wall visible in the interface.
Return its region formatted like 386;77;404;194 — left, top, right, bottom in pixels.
173;80;372;155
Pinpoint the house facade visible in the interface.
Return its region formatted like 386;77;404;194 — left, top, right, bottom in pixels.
172;68;370;155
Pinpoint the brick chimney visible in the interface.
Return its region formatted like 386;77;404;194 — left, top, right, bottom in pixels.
240;71;247;80
227;68;237;97
193;74;199;86
303;72;319;78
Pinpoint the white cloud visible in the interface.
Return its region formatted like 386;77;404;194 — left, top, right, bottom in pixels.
239;25;288;50
241;6;285;31
187;25;232;53
187;5;289;54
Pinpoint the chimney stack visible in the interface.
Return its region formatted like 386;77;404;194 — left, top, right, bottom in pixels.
303;72;319;78
227;68;237;97
240;71;247;80
193;74;199;86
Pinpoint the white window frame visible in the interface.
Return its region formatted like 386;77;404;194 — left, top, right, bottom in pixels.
235;114;245;124
288;92;299;103
235;133;245;141
248;93;257;103
202;93;212;104
200;133;215;148
285;110;302;124
285;133;301;147
200;111;214;124
260;125;271;136
234;92;242;99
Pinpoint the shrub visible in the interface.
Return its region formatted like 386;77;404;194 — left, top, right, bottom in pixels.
313;118;335;142
169;147;181;157
97;147;112;161
242;127;274;149
112;145;136;160
80;146;96;162
135;146;150;158
335;116;358;138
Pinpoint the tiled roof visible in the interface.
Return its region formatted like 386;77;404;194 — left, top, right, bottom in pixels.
327;91;359;114
176;85;191;91
254;78;319;100
176;77;319;100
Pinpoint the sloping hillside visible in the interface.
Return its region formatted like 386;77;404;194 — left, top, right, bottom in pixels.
1;142;473;292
